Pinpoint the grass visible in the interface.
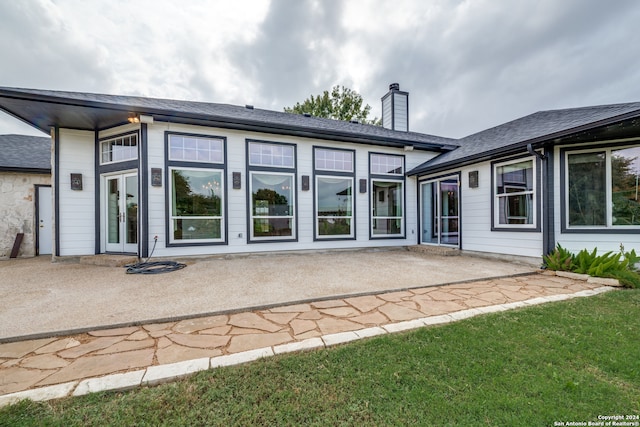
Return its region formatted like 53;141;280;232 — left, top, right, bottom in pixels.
2;290;639;426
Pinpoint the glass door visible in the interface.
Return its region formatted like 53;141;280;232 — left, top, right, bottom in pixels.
420;177;459;247
105;172;138;253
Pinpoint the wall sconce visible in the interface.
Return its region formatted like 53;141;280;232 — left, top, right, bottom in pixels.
70;173;83;190
127;114;154;124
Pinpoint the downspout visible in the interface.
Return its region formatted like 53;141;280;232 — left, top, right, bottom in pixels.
527;143;554;256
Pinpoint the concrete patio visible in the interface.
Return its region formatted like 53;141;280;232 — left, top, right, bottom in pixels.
0;248;538;341
0;270;611;406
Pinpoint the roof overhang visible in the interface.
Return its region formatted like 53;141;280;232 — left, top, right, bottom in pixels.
408;111;640;177
0;88;455;152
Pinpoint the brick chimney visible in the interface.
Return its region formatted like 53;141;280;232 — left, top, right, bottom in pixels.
381;83;408;132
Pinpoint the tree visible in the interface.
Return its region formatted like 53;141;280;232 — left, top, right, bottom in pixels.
284;85;381;125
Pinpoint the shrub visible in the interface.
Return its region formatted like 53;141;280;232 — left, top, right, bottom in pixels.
543;244;640;289
543;244;574;271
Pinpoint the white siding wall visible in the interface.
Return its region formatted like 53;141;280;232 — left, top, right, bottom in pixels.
57;129;95;256
553;145;640;254
382;96;392;130
393;93;408;132
137;122;435;258
421;160;543;258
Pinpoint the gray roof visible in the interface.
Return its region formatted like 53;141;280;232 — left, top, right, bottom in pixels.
409;101;640;176
0;87;458;152
0;134;51;172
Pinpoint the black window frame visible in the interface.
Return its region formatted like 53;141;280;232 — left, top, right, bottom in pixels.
164;131;228;247
245;139;298;244
368;152;406;239
313;146;356;241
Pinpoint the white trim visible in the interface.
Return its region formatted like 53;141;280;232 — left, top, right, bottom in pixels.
493;158;536;229
100;134;138;165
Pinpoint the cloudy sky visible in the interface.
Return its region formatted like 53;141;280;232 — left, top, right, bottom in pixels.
2;0;640;139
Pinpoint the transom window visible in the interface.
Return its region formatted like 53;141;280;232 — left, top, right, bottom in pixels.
168;134;224;163
248;141;295;168
101;134;138;164
565;145;640;228
494;158;535;227
315;148;354;172
370;153;403;175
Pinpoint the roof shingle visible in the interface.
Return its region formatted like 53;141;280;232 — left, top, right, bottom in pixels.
0;134;51;172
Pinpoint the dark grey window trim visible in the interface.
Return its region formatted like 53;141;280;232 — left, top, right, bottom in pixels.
164;131;229;247
368;152;406;240
54;126;60;257
560;142;640;234
416;172;462;248
245;139;298;244
313;145;356;242
93;131;101;255
490;154;542;233
140;124;149;258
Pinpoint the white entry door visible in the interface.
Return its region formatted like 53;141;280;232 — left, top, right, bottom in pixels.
105;172;138;253
37;185;52;255
420;177;460;247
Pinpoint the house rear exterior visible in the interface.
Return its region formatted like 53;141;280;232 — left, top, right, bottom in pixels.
0;85;638;261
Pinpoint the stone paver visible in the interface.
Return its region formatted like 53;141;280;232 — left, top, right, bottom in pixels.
227;332;293;353
37;349;155;386
228;313;282;333
0;338;56;359
0;271;610;407
345;295;386;312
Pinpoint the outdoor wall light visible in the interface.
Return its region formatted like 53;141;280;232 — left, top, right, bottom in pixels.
70;173;83;190
127;114;154;124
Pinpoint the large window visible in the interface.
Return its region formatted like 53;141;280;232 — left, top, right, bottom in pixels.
248;140;297;241
315;148;355;239
101;133;138;164
565;145;640;229
170;168;224;243
494;158;535;227
166;132;226;245
370;153;404;237
372;181;403;236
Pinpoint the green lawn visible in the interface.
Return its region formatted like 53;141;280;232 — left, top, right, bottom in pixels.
2;290;639;426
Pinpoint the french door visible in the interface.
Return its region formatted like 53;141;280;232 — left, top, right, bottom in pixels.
420;176;460;247
105;172;138;253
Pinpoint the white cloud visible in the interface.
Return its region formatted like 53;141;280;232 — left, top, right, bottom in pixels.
1;0;640;138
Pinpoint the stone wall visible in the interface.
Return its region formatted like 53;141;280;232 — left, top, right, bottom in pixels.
0;172;51;258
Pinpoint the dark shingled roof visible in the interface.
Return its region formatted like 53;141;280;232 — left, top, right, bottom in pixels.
0;134;51;173
0;87;458;152
409;101;640;176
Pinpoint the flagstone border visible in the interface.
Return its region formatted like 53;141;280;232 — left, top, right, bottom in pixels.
0;286;614;408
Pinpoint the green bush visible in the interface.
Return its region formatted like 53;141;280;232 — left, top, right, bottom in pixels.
543;244;640;289
542;244;574;271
